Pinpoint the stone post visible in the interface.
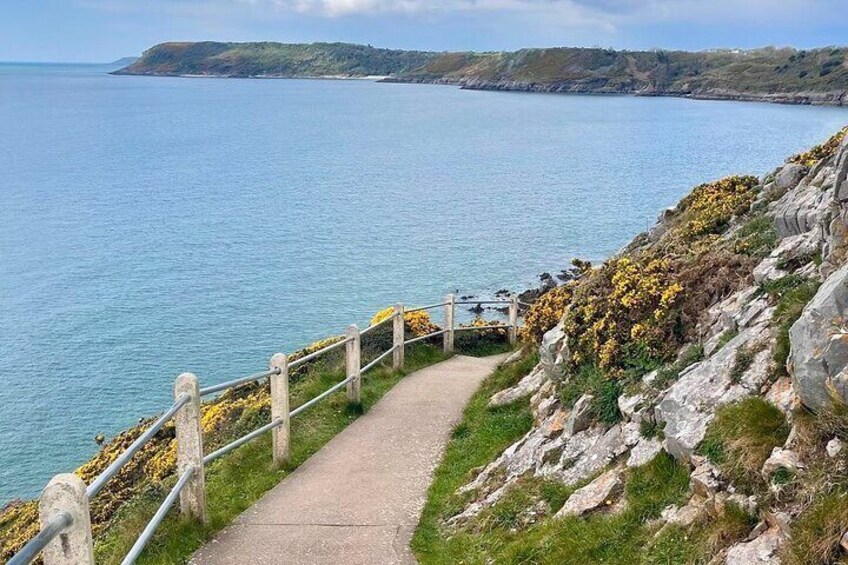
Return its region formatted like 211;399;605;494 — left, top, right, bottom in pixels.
392;303;405;370
39;474;94;565
269;353;291;467
444;293;455;354
174;373;207;523
346;325;361;405
508;295;519;345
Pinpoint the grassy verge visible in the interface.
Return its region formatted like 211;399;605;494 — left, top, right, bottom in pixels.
93;343;461;564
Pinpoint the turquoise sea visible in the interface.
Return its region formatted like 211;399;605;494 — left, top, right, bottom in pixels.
1;62;846;500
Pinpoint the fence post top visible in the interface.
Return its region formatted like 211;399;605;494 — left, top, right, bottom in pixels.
269;352;287;368
175;372;199;395
445;293;455;302
41;473;86;502
394;303;403;312
347;324;359;336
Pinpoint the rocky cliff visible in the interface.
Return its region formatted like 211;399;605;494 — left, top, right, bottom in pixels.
436;126;848;563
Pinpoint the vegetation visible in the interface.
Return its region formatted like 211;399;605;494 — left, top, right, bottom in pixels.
121;43;848;104
789;127;848;167
700;398;790;493
765;274;821;378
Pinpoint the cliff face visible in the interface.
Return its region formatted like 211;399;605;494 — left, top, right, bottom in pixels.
439;127;848;563
118;42;848;106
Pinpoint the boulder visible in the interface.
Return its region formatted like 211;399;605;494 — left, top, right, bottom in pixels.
539;321;567;380
627;438;663;467
765;376;799;417
565;394;594;435
774;163;808;193
725;526;784;565
788;260;848;411
489;366;546;407
555;468;624;518
618;392;645;422
690;461;722;497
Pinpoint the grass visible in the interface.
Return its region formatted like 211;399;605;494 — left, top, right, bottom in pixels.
766;275;820;378
733;215;780;258
559;364;623;425
92;342;470;564
783;490;848;565
412;346;700;564
700;397;790;494
729;344;756;384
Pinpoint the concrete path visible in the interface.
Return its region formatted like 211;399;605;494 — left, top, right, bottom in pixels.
190;353;507;565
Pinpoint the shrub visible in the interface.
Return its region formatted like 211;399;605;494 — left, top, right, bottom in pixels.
371;306;439;337
788;127;848;168
672;176;760;242
733;215;779;257
700;397;790;493
520;284;573;344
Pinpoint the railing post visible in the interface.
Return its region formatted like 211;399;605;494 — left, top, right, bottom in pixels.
444;293;455;354
174;373;207;523
269;353;291;467
346;324;361;405
508;295;518;345
392;303;405;370
39;474;94;565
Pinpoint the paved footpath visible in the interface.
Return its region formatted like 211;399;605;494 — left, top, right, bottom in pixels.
190;353;507;565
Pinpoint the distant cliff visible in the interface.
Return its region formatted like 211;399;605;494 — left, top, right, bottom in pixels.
118;42;848;105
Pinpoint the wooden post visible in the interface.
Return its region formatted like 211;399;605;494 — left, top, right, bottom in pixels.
392;303;405;370
346;324;361;405
174;373;207;523
269;353;290;467
444;293;455;354
508;295;518;345
39;474;94;565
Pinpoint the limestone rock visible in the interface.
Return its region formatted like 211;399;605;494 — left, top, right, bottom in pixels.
541;409;569;438
539;321;567;380
627;438;663;467
769;162;834;238
788;260;848;410
691;461;722;497
555;468;624;518
489;366;546;407
765;376;799;417
761;447;804;480
618;392;645;423
774;163;808;193
725;526;784;565
659;496;708;529
827;437;844;458
565;394;594;435
657;323;773;462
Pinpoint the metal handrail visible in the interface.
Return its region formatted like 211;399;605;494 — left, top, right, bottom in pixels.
289;374;355;419
404;302;447;313
359;313;397;336
455;324;509;331
361;346;397;374
199;368;280;397
7;511;73;565
86;393;192;498
120;466;195;565
404;329;445;345
289;336;351;369
203;418;284;465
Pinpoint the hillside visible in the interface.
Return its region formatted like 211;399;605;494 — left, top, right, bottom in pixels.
117;42;848;105
413;127;848;564
113;41;435;78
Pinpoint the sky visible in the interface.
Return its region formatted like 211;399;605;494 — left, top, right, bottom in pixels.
2;0;848;63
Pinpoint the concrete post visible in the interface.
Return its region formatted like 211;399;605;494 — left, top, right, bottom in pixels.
39;474;94;565
269;353;291;467
346;325;361;405
444;293;455;354
392;303;405;370
508;295;519;345
174;373;207;523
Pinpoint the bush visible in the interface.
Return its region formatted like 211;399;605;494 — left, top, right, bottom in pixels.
789;127;848;168
520;284;573;344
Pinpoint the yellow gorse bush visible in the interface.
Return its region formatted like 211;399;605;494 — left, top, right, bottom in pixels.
789;127;848;168
370;306;439;337
564;256;682;372
674;176;759;242
520;285;574;344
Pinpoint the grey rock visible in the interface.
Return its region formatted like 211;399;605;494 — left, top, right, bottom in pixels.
566;394;594;435
789;260;848;410
618;392;645;423
489;366;546;407
761;447;804;480
774;163;808;193
725;526;784;565
691;461;722;497
827;437;844;458
555;467;624;518
627;438;663;467
539;321;567;380
764;376;799;417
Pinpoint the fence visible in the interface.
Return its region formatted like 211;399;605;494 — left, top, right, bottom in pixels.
9;294;526;565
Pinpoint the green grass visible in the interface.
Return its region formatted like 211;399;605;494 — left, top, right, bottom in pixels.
412;347;700;564
783;490;848;565
559;364;623;425
94;344;453;564
700;397;789;494
768;276;820;379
